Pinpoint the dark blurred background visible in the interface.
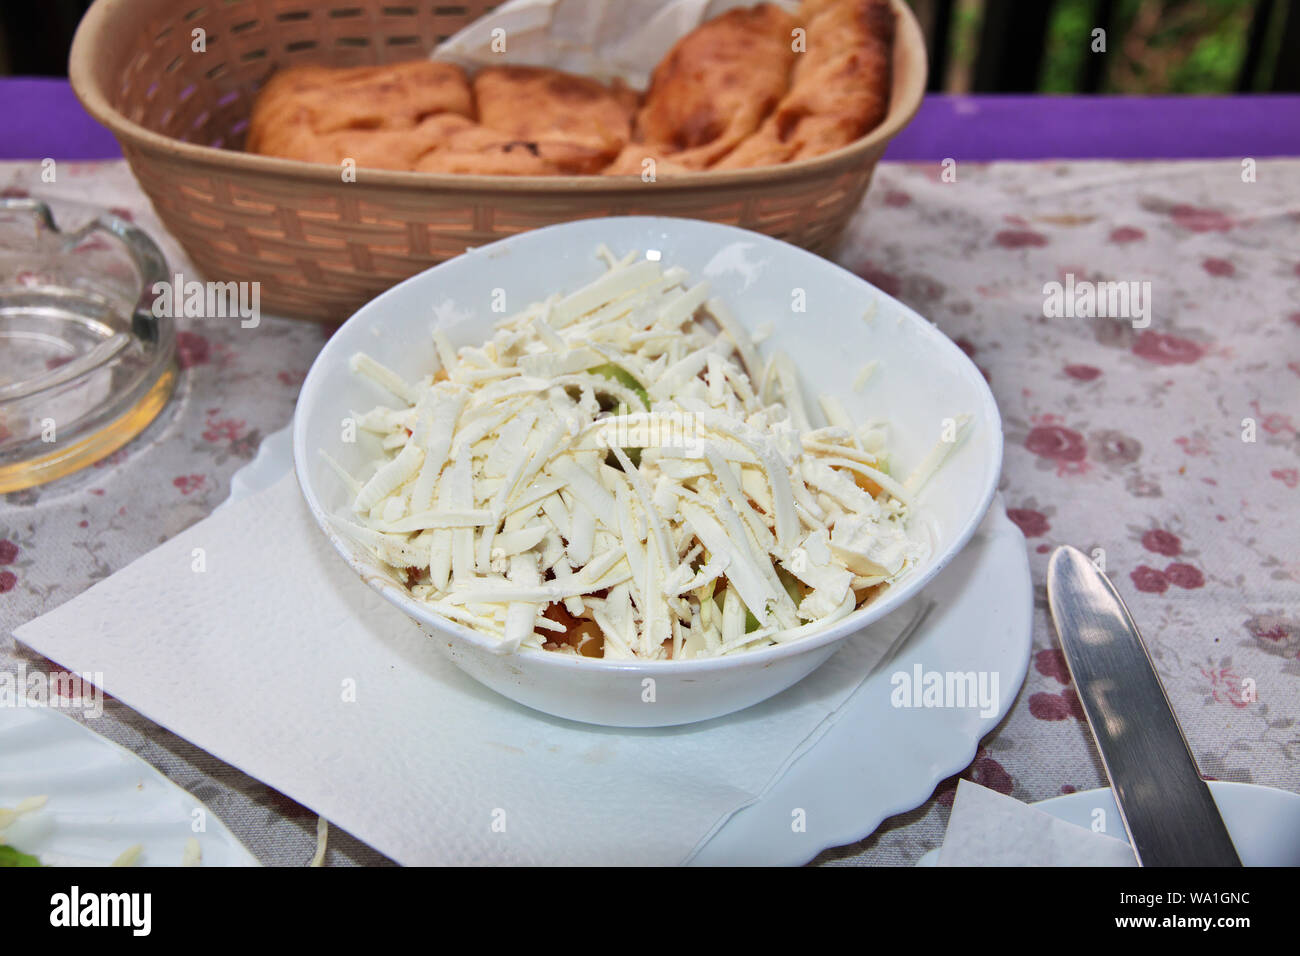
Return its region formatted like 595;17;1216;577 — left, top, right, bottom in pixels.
2;0;1297;92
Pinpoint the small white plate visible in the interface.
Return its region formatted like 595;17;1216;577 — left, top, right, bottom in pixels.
915;781;1300;866
232;427;1033;864
0;704;258;866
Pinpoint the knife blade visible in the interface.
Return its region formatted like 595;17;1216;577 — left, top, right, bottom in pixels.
1047;545;1241;867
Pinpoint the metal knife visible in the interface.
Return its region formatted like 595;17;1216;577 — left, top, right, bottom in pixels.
1047;545;1241;867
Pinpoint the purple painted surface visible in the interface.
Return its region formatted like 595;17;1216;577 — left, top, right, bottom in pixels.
885;94;1300;161
3;78;122;161
2;77;1299;162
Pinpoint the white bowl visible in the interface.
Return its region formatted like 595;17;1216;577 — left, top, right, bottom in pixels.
293;217;1002;727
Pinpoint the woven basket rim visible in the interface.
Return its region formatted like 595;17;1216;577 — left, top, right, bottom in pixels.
69;0;926;192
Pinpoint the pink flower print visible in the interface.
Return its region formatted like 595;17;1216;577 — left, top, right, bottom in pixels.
173;474;205;495
936;747;1015;806
1007;508;1050;538
1141;529;1181;557
1201;668;1250;709
1132;331;1206;365
1131;565;1169;594
1029;686;1085;721
1249;401;1296;436
1089;429;1142;466
1164;563;1204;589
1244;614;1300;659
1109;226;1145;243
1034;648;1071;685
176;332;210;369
1025;425;1086;462
1272;469;1298;488
995;229;1049;249
203;415;247;444
1170;205;1232;233
0;540;17;564
965;751;1014;796
0;570;15;594
855;262;901;297
1064;364;1101;381
1202;257;1235;277
1175;434;1211;457
93;448;129;469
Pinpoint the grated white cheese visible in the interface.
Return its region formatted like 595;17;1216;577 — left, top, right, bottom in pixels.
328;248;962;660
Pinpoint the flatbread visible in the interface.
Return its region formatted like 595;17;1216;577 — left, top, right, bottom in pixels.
254;114;469;171
632;3;797;169
713;0;894;169
242;0;895;176
601;144;696;178
414;118;618;176
246;61;473;164
472;65;638;170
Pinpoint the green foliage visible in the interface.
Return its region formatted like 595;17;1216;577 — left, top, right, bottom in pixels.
1042;0;1095;92
1102;0;1255;93
919;0;1266;93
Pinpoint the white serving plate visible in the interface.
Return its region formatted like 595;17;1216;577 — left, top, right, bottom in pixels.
233;425;1033;864
0;704;257;867
916;782;1300;867
292;216;1004;727
692;499;1032;864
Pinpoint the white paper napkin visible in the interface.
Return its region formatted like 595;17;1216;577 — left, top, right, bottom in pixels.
433;0;797;89
937;780;1138;867
15;471;925;865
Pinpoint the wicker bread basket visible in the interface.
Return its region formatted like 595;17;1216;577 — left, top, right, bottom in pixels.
70;0;927;322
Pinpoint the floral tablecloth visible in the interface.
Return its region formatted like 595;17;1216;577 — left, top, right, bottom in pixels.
2;157;1297;866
